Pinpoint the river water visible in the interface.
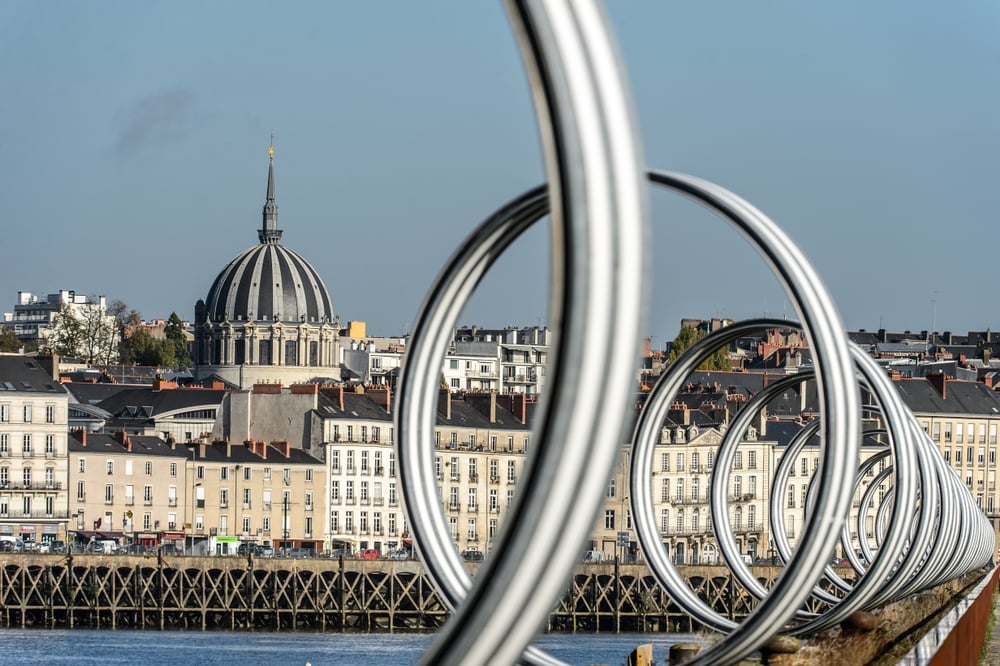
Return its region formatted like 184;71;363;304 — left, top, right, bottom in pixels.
0;629;700;665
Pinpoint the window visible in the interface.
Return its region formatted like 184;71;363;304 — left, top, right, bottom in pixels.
196;465;205;480
105;484;114;504
347;425;354;441
144;485;153;505
360;481;369;503
707;451;714;470
606;478;616;499
956;423;964;444
661;509;669;533
467;488;477;510
372;427;380;443
677;453;685;472
145;461;152;475
0;403;8;422
124;459;133;475
468;458;477;480
45;435;55;456
22;434;31;455
263;467;271;481
220;488;229;508
125;485;134;505
604;510;615;530
691;478;699;502
243;516;251;534
467;518;476;540
330;512;339;532
489;489;498;513
345;480;354;501
389;482;397;506
361;450;369;472
691;452;699;470
748;451;757;469
372;512;381;534
262;516;270;533
0;434;7;455
143;513;152;530
787;487;795;508
733;476;742;497
933;423;941;441
661;453;669;472
283;468;291;484
676;510;684;532
661;478;670;502
106;460;114;475
22;467;30;486
23;404;31;423
733;452;742;470
956;448;963;464
305;468;313;482
675;478;684;502
448;517;458;540
45;404;55;423
507;460;516;483
331;481;340;501
449;487;459;511
944;423;952;443
331;451;340;472
389;513;397;535
305;490;313;511
389;452;396;477
220;466;229;481
359;511;368;533
360;426;368;443
77;480;85;500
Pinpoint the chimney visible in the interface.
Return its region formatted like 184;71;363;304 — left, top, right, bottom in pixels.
72;428;87;447
367;385;392;414
214;439;232;457
439;389;452;420
927;372;947;399
114;430;131;451
198;441;208;458
489;391;497;424
270;439;291;457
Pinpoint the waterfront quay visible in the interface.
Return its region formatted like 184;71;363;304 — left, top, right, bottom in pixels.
0;553;792;633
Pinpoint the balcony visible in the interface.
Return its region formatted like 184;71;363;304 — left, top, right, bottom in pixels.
360;497;370;506
168;498;178;507
489;475;499;484
345;497;356;505
375;467;384;476
469;473;479;483
168;522;176;529
219;501;229;509
144;498;153;506
448;503;460;512
305;504;314;512
263;502;272;510
0;450;9;458
22;449;34;458
372;497;384;506
346;466;356;476
243;502;252;510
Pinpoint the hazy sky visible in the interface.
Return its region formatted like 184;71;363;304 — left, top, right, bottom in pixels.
1;2;997;344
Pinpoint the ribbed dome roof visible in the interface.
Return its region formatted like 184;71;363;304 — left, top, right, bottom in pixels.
203;143;335;325
205;243;334;324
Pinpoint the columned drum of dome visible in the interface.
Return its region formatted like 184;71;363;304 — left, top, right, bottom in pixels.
194;144;340;389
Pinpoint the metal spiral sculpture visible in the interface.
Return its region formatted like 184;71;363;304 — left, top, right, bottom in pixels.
394;1;995;664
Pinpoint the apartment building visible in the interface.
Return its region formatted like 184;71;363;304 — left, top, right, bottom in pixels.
67;431;326;555
0;354;70;545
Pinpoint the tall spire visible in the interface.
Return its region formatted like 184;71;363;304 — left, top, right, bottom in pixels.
259;132;282;244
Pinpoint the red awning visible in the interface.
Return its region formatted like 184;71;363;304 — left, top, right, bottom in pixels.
160;532;185;539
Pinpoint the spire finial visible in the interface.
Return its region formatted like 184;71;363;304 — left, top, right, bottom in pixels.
259;132;281;244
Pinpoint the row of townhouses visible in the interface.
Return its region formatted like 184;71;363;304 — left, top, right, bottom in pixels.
5;349;1000;563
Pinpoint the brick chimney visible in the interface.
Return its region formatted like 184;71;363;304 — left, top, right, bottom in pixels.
270;439;291;457
252;382;283;394
290;383;318;395
367;385;391;414
72;428;87;447
114;430;132;451
927;371;947;399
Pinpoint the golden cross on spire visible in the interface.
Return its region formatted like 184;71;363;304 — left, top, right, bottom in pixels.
269;130;275;160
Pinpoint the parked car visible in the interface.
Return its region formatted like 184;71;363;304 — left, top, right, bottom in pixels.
327;548;353;559
236;542;254;557
253;545;275;558
0;536;23;552
153;543;180;556
124;543;147;556
582;550;607;563
49;540;67;554
461;549;484;562
386;549;411;560
357;549;380;560
284;547;313;558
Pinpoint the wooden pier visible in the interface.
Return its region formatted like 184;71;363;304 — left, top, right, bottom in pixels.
0;554;822;633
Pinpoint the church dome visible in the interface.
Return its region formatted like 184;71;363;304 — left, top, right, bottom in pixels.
205;243;334;324
203;144;335;325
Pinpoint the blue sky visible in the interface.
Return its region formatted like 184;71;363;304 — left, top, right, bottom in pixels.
1;2;997;343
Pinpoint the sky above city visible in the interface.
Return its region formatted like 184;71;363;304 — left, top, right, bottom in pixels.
1;2;997;344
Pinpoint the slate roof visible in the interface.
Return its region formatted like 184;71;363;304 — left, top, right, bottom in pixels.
893;378;1000;416
315;392;392;422
68;432;188;458
0;355;66;394
439;397;530;431
64;382;137;405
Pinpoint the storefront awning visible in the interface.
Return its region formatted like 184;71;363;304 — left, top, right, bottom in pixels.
71;530;100;540
99;531;127;540
160;532;185;540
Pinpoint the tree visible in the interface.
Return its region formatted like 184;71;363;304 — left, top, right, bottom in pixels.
44;303;84;358
164;312;192;368
667;325;732;372
126;329;174;366
77;301;118;364
109;299;144;364
0;326;22;353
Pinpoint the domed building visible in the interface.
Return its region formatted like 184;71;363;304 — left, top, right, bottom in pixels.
194;145;341;388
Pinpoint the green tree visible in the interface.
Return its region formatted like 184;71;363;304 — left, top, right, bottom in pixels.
667;325;732;371
126;329;175;367
108;299;143;364
164;312;192;368
0;326;22;352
